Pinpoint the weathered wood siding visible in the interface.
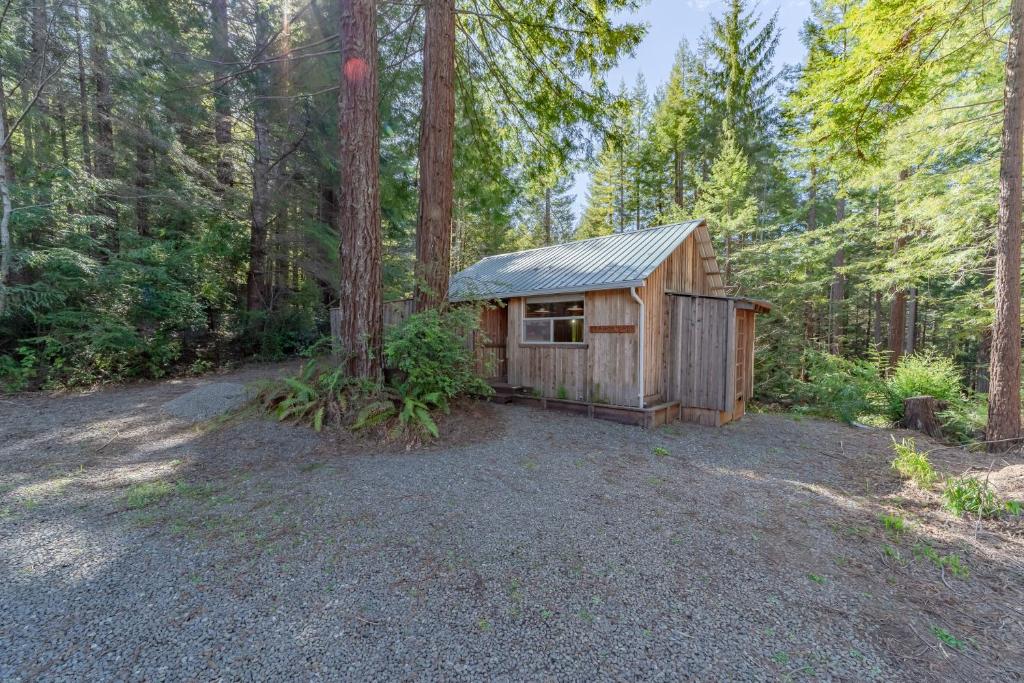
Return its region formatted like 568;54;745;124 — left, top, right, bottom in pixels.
476;304;507;380
382;299;415;327
586;289;640;406
665;293;757;423
666;295;735;413
506;298;590;401
640;228;728;403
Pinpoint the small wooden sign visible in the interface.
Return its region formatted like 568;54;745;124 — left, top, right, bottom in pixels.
589;324;636;334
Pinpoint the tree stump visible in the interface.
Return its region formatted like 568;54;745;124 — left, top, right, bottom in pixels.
901;396;947;438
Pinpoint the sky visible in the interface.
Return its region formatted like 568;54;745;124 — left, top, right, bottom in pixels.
570;0;814;218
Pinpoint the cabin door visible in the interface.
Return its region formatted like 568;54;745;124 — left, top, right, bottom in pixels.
478;305;508;381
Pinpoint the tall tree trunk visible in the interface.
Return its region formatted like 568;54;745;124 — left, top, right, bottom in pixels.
871;291;883;350
673;145;684;207
543;188;551;245
413;0;455;311
134;128;151;236
888;287;906;370
73;0;91;174
904;287;917;355
803;165;817;342
988;0;1024;451
247;74;271;310
56;93;69;165
212;0;233;188
0;65;14;183
91;10;116;249
337;0;382;378
0;93;11;318
29;0;50;164
829;197;846;354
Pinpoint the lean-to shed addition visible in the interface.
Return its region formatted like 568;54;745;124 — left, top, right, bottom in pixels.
446;219;770;427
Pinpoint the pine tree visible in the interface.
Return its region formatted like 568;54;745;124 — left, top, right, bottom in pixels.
700;0;780;173
695;124;758;285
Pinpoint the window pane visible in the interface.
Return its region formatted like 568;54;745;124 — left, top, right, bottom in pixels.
523;320;551;342
550;300;584;317
525;303;554;318
553;318;584;343
525;300;584;318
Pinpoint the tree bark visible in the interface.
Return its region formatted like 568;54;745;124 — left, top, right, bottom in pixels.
829;197;846;354
337;0;382;378
91;9;116;248
988;0;1024;451
0;64;14;183
673;145;685;207
134;127;151;236
871;291;883;349
904;286;917;355
247;10;272;312
73;0;91;174
413;0;455;311
902;396;946;438
29;0;50;163
543;188;551;245
0;95;11;318
887;288;905;369
212;0;233;188
803;165;817;342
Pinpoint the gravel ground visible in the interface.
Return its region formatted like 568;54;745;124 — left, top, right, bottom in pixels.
1;363;1022;681
161;382;254;423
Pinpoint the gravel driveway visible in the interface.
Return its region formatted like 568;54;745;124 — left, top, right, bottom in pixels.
2;364;1022;681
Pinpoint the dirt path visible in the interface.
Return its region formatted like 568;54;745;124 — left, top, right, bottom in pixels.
1;365;1022;681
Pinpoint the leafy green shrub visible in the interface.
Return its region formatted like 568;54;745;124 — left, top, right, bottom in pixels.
384;307;491;401
796;350;885;423
0;347;37;392
885;352;963;421
942;476;1003;519
890;437;937;488
256;359;376;432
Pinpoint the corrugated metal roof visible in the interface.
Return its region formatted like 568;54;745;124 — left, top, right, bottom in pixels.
448;220;703;301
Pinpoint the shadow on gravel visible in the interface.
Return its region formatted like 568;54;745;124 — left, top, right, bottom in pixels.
2;390;1023;680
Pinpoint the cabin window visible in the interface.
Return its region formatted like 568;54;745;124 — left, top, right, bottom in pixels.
523;298;585;343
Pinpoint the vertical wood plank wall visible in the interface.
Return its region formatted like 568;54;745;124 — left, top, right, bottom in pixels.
640;230;723;402
586;289;640;406
476;305;508;380
665;294;758;424
505;298;590;401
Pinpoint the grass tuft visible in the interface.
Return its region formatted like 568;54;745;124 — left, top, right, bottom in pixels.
890;437;937;488
123;481;174;509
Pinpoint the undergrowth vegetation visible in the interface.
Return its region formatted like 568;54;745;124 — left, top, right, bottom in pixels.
890;438;938;489
789;350;982;443
255;307;492;440
886;439;1023;520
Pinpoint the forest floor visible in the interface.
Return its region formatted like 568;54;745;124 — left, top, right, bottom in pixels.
1;363;1023;681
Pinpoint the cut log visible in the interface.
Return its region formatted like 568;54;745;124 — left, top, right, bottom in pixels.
901;396;946;438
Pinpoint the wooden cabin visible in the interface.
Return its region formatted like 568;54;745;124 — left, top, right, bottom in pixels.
446;220;770;428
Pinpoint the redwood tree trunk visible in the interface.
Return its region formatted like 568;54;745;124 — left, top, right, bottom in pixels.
988;0;1024;451
337;0;382;378
414;0;455;311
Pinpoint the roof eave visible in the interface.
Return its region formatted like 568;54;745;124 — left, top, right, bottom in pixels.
449;279;646;303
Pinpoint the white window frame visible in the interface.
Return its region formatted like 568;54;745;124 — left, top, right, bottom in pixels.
522;295;585;345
